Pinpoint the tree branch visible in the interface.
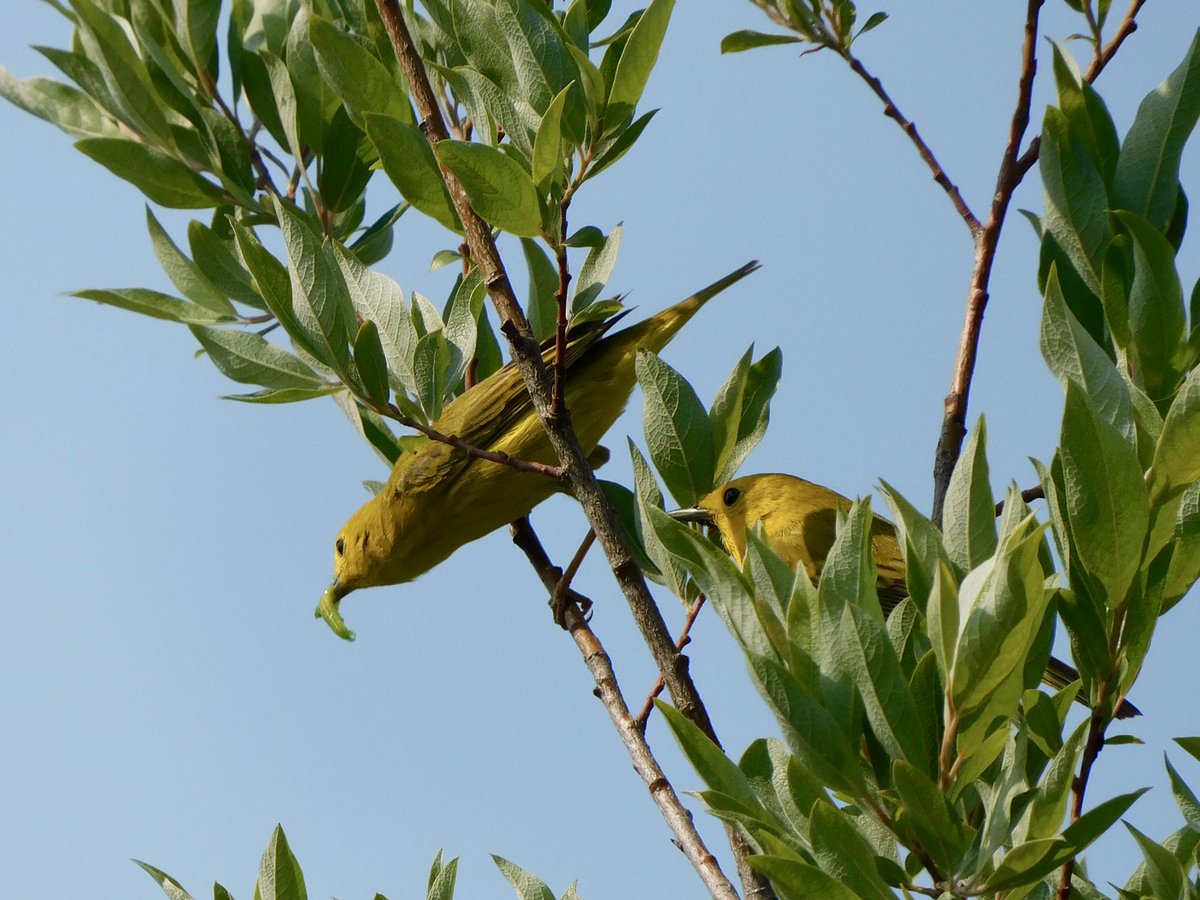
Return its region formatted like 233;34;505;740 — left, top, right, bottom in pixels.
371;3;766;895
508;520;741;900
931;0;1044;524
841;52;981;235
931;0;1148;521
635;594;707;732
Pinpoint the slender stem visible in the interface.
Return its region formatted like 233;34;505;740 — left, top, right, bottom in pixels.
384;404;565;480
634;594;707;732
549;529;597;615
1056;709;1109;899
840;52;981;235
508;520;741;900
931;0;1044;524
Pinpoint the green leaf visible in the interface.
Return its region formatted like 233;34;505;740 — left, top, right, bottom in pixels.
442;269;486;390
1040;107;1110;293
494;0;577;123
134;860;195;900
521;238;559;341
350;202;408;266
254;824;307;900
711;348;782;484
189;221;264;308
1113;33;1200;229
366;114;461;232
1148;367;1200;504
637;349;715;506
70;0;175;147
491;856;554;900
893;760;972;874
259;49;305;169
71;287;232;325
275;200;357;375
310;15;413;131
604;0;673;131
1020;720;1087;842
1059;380;1149;605
75;138;226;208
426;851;458;900
286;6;339;154
436;139;542;237
532;83;571;193
331;242;419;397
807;802;896;900
655;700;762;812
745;857;862;900
588;108;657;179
942;416;997;571
572;224;621;311
177;0;221;79
720;30;804;53
1175;737;1200;764
1126;822;1186;900
224;385;342;404
0;66;119;138
145;208;234;315
1113;210;1187;404
353;320;391;405
1050;44;1120;187
949;506;1051;717
1163;482;1200;609
1165;754;1200;832
413;329;450;420
191;326;325;389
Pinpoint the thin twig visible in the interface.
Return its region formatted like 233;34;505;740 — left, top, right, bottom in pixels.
1056;709;1109;899
385;404;566;480
993;484;1046;516
635;595;707;733
931;0;1044;524
200;70;280;197
841;53;981;235
508;520;740;900
549;529;597;615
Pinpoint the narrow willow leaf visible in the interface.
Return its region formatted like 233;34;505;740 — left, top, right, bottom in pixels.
942;416;997;571
637;349;715;506
708;348;753;484
604;0;673;132
145;208;233;315
721;30;805;53
224;385;342;404
71;287;231;325
190;326;324;389
275;200;356;375
491;856;554;900
1050;44;1120;186
1059;381;1149;605
588;108;657;179
134;860;195;900
366;114;461;232
723;348;782;483
426;852;458;900
520;237;559;341
808;802;896;900
532;82;571;192
177;0;221;79
1126;822;1186;900
0;66;119;138
572;224;621;311
255;824;307;900
309;15;412;130
1040;108;1110;293
436;140;542;236
353;320;391;405
1114;210;1187;404
1148;367;1200;504
655;700;762;812
76;138;225;208
189;221;264;307
1113;33;1200;229
745;857;862;899
332;242;419;396
893;760;972;874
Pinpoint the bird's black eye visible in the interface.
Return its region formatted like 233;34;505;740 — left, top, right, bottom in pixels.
723;487;741;507
336;537;345;557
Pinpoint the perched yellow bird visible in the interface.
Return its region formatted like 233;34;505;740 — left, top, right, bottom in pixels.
677;473;1139;718
317;261;760;638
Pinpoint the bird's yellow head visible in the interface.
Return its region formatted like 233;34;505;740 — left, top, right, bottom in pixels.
688;475;782;565
315;497;397;640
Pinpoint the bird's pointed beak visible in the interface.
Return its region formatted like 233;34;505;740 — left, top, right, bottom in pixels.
669;506;713;526
315;579;356;641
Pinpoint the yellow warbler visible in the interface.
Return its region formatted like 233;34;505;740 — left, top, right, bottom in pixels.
317;261;760;638
678;473;1139;718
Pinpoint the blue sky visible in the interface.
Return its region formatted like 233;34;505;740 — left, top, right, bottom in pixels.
1;2;1198;898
